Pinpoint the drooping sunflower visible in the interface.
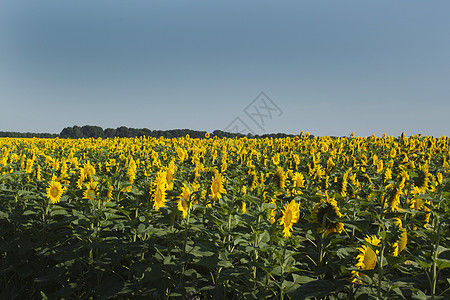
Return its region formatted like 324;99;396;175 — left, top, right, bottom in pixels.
83;181;98;201
46;178;64;204
279;199;300;238
355;245;377;270
211;172;226;200
352;235;380;282
83;161;96;181
410;197;432;227
274;167;286;189
177;199;189;219
76;168;86;189
414;163;431;193
389;218;407;256
269;199;277;224
311;196;344;237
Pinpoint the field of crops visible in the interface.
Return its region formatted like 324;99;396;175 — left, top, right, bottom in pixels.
0;134;449;299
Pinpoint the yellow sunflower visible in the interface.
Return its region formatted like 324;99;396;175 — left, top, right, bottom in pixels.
241;201;247;214
46;179;64;204
352;235;380;282
152;170;167;211
269;200;277;224
291;172;304;195
177;183;193;219
279;199;300;238
272;153;280;165
177;199;189;219
211;172;226;200
354;245;377;272
389;218;407;256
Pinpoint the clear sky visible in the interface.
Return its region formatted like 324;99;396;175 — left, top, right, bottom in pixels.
1;0;449;137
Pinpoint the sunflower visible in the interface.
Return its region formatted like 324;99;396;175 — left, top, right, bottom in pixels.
291;172;304;195
211;172;226;200
275;167;287;189
177;183;193;218
269;199;277;224
25;159;34;173
414;164;431;193
410;197;432;226
272;153;280;165
352;235;380;282
46;179;64;204
355;245;377;270
436;172;443;185
205;132;210;138
241;201;247;214
83;161;96;180
179;182;191;201
76;168;86;189
166;160;177;190
391;218;407;255
177;199;189;219
83;181;98;200
152;170;167;211
311;196;344;237
153;185;166;211
279;199;300;238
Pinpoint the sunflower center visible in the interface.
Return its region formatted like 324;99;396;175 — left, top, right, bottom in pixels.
213;182;220;193
50;186;59;197
181;200;188;211
155;188;163;201
285;209;292;224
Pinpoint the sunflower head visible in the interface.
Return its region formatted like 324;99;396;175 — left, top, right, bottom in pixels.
388;218;407;256
311;196;344;237
211;172;226;200
279;200;300;238
83;181;98;201
46;179;64;204
414;164;431;193
177;199;189;219
352;235;380;282
274;167;286;189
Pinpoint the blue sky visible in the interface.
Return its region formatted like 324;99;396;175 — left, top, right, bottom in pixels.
1;0;449;137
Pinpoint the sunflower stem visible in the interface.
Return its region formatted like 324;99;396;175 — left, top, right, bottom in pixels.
377;235;385;300
430;214;440;299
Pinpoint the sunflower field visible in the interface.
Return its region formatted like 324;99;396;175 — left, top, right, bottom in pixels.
0;133;449;299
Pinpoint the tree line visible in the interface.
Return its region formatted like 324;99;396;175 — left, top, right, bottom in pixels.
0;131;58;138
0;125;301;139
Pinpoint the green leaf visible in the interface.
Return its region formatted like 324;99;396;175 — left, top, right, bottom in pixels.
0;211;9;219
196;253;219;268
289;279;342;299
415;258;430;269
436;258;450;270
291;274;315;285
